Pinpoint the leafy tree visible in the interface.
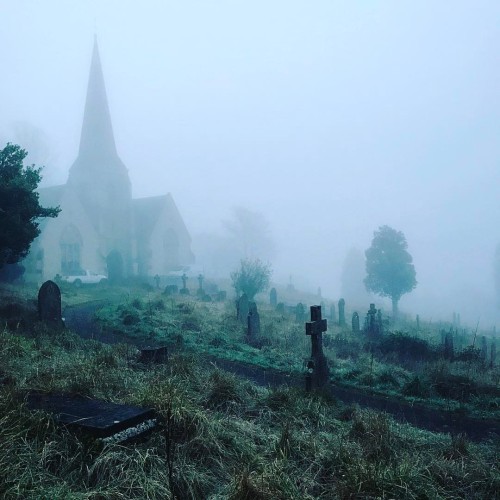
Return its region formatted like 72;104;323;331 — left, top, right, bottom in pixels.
230;258;272;300
0;143;60;268
364;225;417;319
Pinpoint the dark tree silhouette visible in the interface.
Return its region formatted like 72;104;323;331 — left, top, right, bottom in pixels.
0;143;60;268
364;225;417;319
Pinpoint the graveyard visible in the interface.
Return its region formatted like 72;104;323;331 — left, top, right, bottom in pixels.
0;280;498;498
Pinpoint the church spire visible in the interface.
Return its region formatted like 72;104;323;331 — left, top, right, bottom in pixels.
78;37;117;159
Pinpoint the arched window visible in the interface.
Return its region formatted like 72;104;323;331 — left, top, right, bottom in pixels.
60;225;83;274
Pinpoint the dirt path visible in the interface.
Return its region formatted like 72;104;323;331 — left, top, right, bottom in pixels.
66;303;499;442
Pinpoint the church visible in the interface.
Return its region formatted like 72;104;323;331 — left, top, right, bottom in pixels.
24;39;194;282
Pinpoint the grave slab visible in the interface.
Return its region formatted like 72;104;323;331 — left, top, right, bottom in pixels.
26;391;156;441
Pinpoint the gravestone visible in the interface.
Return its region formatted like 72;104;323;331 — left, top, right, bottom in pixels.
352;312;360;333
180;273;189;295
330;304;336;324
247;302;261;338
38;280;64;329
338;298;345;327
164;284;178;296
26;391;156;443
481;336;488;364
295;303;305;323
237;293;249;324
443;329;454;360
364;303;381;337
491;339;497;368
197;274;205;297
154;274;160;289
139;346;168;364
270;288;277;307
305;305;329;391
377;309;383;333
276;302;285;314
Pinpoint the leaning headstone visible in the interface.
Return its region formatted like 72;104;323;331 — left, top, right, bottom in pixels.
38;280;64;329
330;304;336;324
338;298;345;327
295;303;305;323
305;305;329;391
247;302;261;338
352;312;360;333
270;288;277;307
237;293;249;324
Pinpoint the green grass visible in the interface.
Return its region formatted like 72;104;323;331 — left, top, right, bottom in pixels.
0;284;499;498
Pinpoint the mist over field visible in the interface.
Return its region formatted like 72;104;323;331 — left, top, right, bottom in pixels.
1;1;499;327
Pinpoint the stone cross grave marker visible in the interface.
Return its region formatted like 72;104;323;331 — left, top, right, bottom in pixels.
247;302;261;338
305;305;329;391
237;293;249;324
295;302;305;323
338;298;345;326
352;312;360;333
38;280;64;329
270;287;277;307
180;273;189;294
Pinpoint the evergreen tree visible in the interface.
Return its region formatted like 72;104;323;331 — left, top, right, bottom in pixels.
0;143;60;268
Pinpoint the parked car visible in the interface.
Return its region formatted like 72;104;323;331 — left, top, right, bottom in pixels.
60;270;108;287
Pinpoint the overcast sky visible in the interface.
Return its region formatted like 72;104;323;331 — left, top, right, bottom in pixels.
1;1;499;326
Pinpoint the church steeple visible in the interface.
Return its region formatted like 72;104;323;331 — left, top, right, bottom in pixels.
78;37;117;159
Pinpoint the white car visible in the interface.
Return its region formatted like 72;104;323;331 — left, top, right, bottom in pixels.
60;270;108;287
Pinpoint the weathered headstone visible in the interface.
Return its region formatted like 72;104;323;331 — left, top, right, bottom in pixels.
295;302;306;323
443;329;454;360
276;302;285;314
330;304;336;324
305;305;329;391
270;288;277;307
38;280;64;329
338;298;345;327
164;284;178;295
364;303;381;337
180;273;189;295
247;302;261;338
352;312;360;333
237;293;249;324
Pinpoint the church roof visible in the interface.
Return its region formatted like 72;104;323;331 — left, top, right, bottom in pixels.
78;36;117;160
132;194;191;241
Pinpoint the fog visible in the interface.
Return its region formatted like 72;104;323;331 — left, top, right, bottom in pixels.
1;1;499;327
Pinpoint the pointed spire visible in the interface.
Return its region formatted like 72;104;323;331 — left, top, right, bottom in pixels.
78;37;117;159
